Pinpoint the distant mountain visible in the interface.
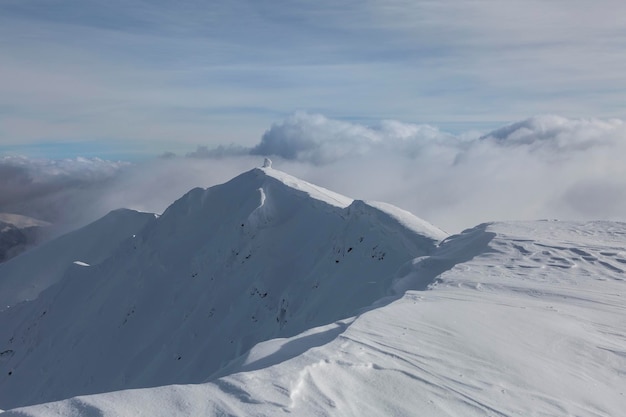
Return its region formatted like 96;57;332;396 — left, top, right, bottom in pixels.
0;213;50;264
0;166;446;409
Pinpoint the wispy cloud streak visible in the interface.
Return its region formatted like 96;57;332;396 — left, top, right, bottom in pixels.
1;1;625;151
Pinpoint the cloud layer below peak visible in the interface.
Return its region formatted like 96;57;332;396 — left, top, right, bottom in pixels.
2;113;626;235
183;113;626;232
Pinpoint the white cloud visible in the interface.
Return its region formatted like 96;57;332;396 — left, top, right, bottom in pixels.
3;114;626;237
240;113;626;232
250;112;457;164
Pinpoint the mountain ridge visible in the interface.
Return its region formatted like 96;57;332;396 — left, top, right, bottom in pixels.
0;165;445;409
0;214;51;264
0;208;156;310
3;167;623;416
4;219;625;416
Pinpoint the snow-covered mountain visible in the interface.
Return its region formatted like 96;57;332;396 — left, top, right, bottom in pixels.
1;167;625;416
0;166;445;409
0;209;156;311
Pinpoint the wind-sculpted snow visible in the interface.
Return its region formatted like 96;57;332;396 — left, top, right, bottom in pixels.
4;220;625;416
0;167;445;409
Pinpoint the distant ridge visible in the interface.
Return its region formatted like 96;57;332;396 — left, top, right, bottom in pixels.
0;213;51;264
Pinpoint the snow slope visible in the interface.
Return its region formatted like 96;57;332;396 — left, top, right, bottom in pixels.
0;167;445;409
0;209;156;310
4;220;625;416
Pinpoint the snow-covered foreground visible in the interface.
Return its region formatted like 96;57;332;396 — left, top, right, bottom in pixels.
1;168;625;416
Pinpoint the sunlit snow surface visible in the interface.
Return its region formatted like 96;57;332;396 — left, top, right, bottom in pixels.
1;170;625;416
0;167;444;409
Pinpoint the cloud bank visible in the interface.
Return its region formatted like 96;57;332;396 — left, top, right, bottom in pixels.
186;113;626;232
0;156;128;233
248;113;458;164
2;114;626;236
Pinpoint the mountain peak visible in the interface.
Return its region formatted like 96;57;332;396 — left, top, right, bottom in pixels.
0;165;445;408
253;165;353;208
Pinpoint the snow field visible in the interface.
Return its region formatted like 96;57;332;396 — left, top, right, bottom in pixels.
1;168;624;416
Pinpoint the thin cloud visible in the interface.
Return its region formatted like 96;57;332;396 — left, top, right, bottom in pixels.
187;145;248;159
0;156;128;231
2;1;626;151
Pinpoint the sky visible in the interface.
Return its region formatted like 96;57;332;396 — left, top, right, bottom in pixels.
1;1;626;234
2;0;626;155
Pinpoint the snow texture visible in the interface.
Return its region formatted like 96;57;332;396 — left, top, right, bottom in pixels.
1;168;625;417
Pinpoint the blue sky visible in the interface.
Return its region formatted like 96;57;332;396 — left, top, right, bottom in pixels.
1;0;626;159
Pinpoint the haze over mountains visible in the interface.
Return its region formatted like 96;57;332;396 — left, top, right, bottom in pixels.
0;165;624;416
0;213;50;263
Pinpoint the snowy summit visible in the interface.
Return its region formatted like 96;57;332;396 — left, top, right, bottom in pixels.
0;167;624;416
